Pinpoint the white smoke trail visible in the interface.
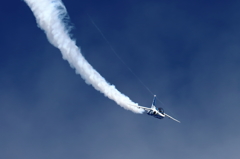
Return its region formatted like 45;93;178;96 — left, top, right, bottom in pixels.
24;0;144;113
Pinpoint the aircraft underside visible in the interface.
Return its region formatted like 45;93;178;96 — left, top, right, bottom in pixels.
147;110;164;119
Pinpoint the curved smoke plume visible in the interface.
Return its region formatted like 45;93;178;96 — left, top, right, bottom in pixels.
24;0;143;113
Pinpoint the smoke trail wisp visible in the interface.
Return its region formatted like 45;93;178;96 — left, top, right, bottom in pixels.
24;0;143;113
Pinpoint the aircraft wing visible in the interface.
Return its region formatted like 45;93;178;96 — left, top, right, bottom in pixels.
164;113;181;123
129;104;152;111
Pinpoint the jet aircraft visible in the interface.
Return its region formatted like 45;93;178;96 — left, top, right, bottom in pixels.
131;95;180;123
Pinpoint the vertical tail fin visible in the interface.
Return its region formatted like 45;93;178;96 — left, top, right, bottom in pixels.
151;95;157;109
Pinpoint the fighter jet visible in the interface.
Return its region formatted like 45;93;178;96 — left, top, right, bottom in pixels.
131;95;180;123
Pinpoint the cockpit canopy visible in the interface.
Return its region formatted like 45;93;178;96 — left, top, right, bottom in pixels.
158;108;164;114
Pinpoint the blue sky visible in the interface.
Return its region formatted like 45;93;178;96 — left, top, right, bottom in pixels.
1;0;240;158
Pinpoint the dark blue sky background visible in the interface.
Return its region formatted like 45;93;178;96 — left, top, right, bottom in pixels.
1;0;240;158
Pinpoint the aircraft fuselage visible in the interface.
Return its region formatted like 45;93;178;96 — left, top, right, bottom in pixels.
146;110;165;119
